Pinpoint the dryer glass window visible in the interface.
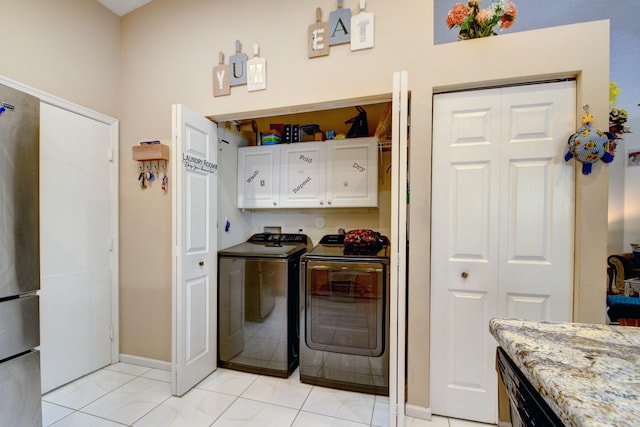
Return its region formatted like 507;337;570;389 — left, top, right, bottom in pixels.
305;261;385;356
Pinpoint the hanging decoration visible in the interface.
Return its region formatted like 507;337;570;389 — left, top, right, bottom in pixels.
329;0;351;46
211;1;381;97
564;105;615;175
446;0;518;40
213;52;230;97
211;40;264;97
351;0;374;51
308;7;330;58
246;43;267;92
229;40;248;86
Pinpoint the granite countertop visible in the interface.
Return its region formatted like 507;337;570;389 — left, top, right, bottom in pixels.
489;319;640;427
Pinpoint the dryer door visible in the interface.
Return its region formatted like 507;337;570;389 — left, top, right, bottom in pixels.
305;260;386;356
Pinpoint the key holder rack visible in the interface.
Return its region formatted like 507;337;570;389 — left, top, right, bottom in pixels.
132;142;170;190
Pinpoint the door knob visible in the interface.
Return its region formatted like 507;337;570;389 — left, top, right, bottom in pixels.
199;261;205;267
461;272;469;279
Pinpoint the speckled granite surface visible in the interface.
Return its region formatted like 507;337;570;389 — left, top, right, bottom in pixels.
490;319;640;427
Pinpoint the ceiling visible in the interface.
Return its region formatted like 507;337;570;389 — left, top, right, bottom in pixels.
96;0;152;16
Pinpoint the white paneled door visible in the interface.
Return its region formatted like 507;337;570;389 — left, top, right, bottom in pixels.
430;81;575;423
39;102;116;393
390;70;409;427
172;105;218;396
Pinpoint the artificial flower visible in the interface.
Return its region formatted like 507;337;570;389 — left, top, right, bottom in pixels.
608;82;632;154
500;2;517;29
446;3;470;27
610;82;622;106
447;0;518;40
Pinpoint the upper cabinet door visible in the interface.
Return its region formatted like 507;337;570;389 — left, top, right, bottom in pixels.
280;142;326;208
326;137;378;207
238;145;280;208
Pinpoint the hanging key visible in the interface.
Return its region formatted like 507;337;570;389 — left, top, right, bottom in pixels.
138;171;146;188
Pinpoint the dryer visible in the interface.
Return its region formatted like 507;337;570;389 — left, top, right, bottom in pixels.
299;234;390;395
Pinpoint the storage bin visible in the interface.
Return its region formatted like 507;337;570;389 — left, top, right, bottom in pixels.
261;129;282;145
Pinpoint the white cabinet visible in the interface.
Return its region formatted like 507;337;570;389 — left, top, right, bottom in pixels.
279;142;326;208
238;137;377;209
237;145;280;208
326;138;378;207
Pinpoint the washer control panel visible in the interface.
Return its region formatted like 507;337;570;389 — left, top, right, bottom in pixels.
249;233;309;245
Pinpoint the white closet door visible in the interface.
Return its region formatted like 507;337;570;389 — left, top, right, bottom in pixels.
39;102;114;393
498;84;575;321
390;70;409;427
430;81;575;423
172;104;218;396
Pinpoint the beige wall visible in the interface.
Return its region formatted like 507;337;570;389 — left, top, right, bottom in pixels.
117;0;432;364
3;0;608;414
0;0;119;117
120;0;610;410
413;22;610;408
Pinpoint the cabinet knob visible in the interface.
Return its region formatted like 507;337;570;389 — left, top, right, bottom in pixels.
320;201;324;206
199;261;205;267
273;202;277;206
343;181;348;187
328;201;332;205
461;272;469;279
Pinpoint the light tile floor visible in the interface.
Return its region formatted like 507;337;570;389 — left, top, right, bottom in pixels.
42;362;496;427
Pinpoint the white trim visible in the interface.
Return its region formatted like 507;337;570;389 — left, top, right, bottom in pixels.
109;119;120;364
170;104;180;395
0;76;116;125
405;404;431;420
0;75;121;366
119;354;171;372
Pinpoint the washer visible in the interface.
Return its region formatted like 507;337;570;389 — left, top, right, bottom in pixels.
218;233;311;377
299;233;390;395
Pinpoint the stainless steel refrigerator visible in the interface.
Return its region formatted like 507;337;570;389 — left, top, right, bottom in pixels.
0;83;42;426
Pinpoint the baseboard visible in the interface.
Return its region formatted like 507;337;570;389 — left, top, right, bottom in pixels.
119;354;171;372
405;403;431;420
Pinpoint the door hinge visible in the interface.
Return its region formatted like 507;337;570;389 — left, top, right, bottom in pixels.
107;146;114;162
109;325;114;340
108;238;114;252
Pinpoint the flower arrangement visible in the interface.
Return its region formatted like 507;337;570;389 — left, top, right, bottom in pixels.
446;0;518;40
609;82;631;153
610;108;628;138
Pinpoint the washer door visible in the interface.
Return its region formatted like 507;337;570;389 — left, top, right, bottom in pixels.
305;260;386;356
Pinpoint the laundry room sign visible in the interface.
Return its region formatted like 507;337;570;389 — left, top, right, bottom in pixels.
182;153;217;175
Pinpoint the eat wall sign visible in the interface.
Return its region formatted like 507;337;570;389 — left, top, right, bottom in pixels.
308;0;374;58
